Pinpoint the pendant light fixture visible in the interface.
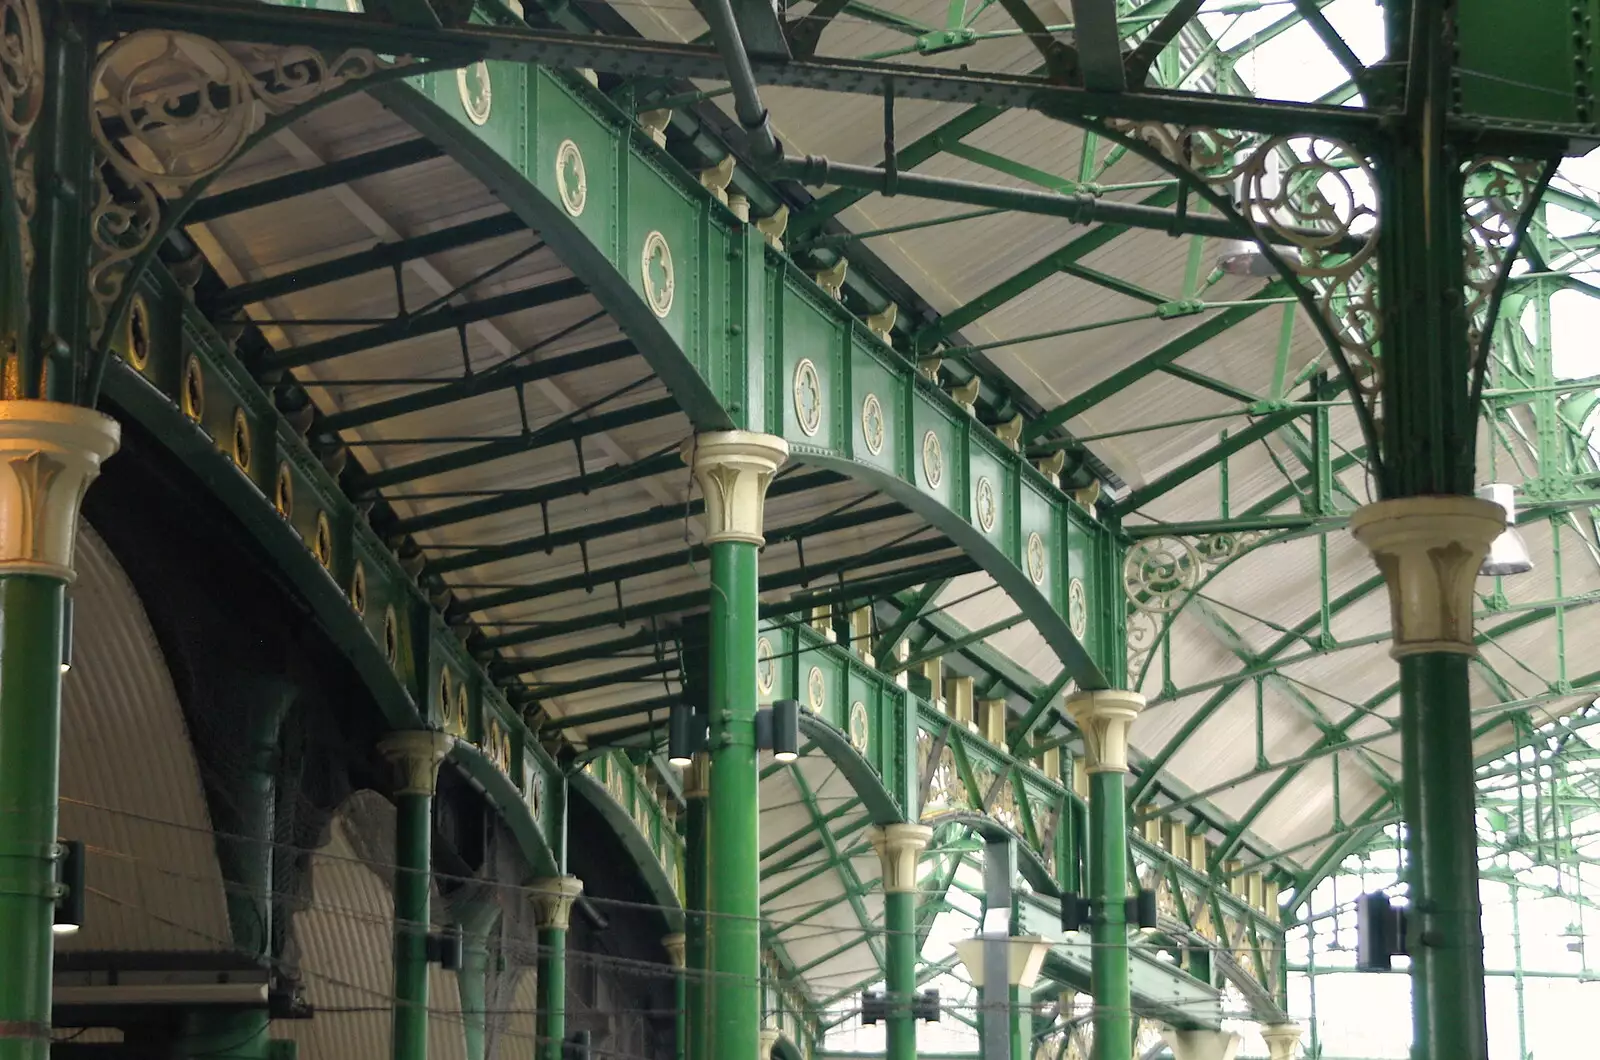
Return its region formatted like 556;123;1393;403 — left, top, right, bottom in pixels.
1476;483;1533;577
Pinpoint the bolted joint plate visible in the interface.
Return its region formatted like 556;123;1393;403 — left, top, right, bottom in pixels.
868;822;933;893
0;400;121;580
682;431;789;545
1064;689;1145;773
1348;497;1506;659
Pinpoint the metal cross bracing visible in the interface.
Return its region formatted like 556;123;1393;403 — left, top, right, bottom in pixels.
48;1;1600;1054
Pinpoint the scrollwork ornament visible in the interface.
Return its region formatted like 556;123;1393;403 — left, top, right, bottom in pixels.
1123;536;1202;614
0;0;44;274
88;32;404;320
1461;157;1541;343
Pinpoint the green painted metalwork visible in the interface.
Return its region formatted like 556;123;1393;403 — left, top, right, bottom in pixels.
706;540;763;1060
1087;770;1131;1060
98;262;569;884
0;577;67;1060
574;753;686;929
1013;892;1222;1031
392;788;433;1060
378;64;1111;690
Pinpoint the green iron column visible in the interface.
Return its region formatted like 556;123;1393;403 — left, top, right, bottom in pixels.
530;876;583;1060
0;403;119;1060
1347;5;1507;1059
180;675;296;1060
378;731;454;1060
684;755;709;1060
663;933;687;1060
456;902;500;1060
684;432;789;1060
1064;691;1145;1060
870;824;932;1060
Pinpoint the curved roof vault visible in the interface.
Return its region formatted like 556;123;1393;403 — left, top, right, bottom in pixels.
90;0;1600;1028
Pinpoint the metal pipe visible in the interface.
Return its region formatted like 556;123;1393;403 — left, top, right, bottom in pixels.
700;0;782;163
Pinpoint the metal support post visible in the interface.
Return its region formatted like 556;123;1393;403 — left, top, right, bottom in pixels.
980;837;1015;1060
870;825;932;1060
377;731;454;1060
663;933;688;1060
531;876;583;1060
684;756;709;1060
457;902;500;1060
1345;8;1517;1058
684;432;788;1060
0;403;118;1060
181;674;296;1059
1065;691;1144;1060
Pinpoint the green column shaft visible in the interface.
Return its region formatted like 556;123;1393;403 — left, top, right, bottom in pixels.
1007;986;1025;1060
459;931;490;1060
185;678;291;1060
686;790;708;1060
1088;770;1130;1060
1401;653;1488;1060
0;576;66;1060
705;542;760;1060
674;964;688;1060
392;791;432;1060
538;926;567;1060
884;889;917;1060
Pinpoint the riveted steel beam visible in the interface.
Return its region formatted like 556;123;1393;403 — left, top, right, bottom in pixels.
216;213;527;312
431;469;844;576
76;0;1391;140
260;277;587;371
1024;283;1290;440
388;449;683;535
359;396;679;491
320;340;637;433
187;138;444;223
459;501;905;612
479;549;975;650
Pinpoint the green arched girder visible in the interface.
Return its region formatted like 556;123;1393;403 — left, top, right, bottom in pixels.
99;264;566;895
570;761;685;932
376;68;1114;691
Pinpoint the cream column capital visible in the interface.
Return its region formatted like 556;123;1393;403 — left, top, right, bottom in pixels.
377;730;455;796
682;431;789;545
662;932;686;968
1260;1023;1303;1060
758;1028;780;1060
868;823;932;893
529;875;584;931
1349;496;1505;658
0;400;120;580
1160;1028;1241;1060
1064;689;1145;773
